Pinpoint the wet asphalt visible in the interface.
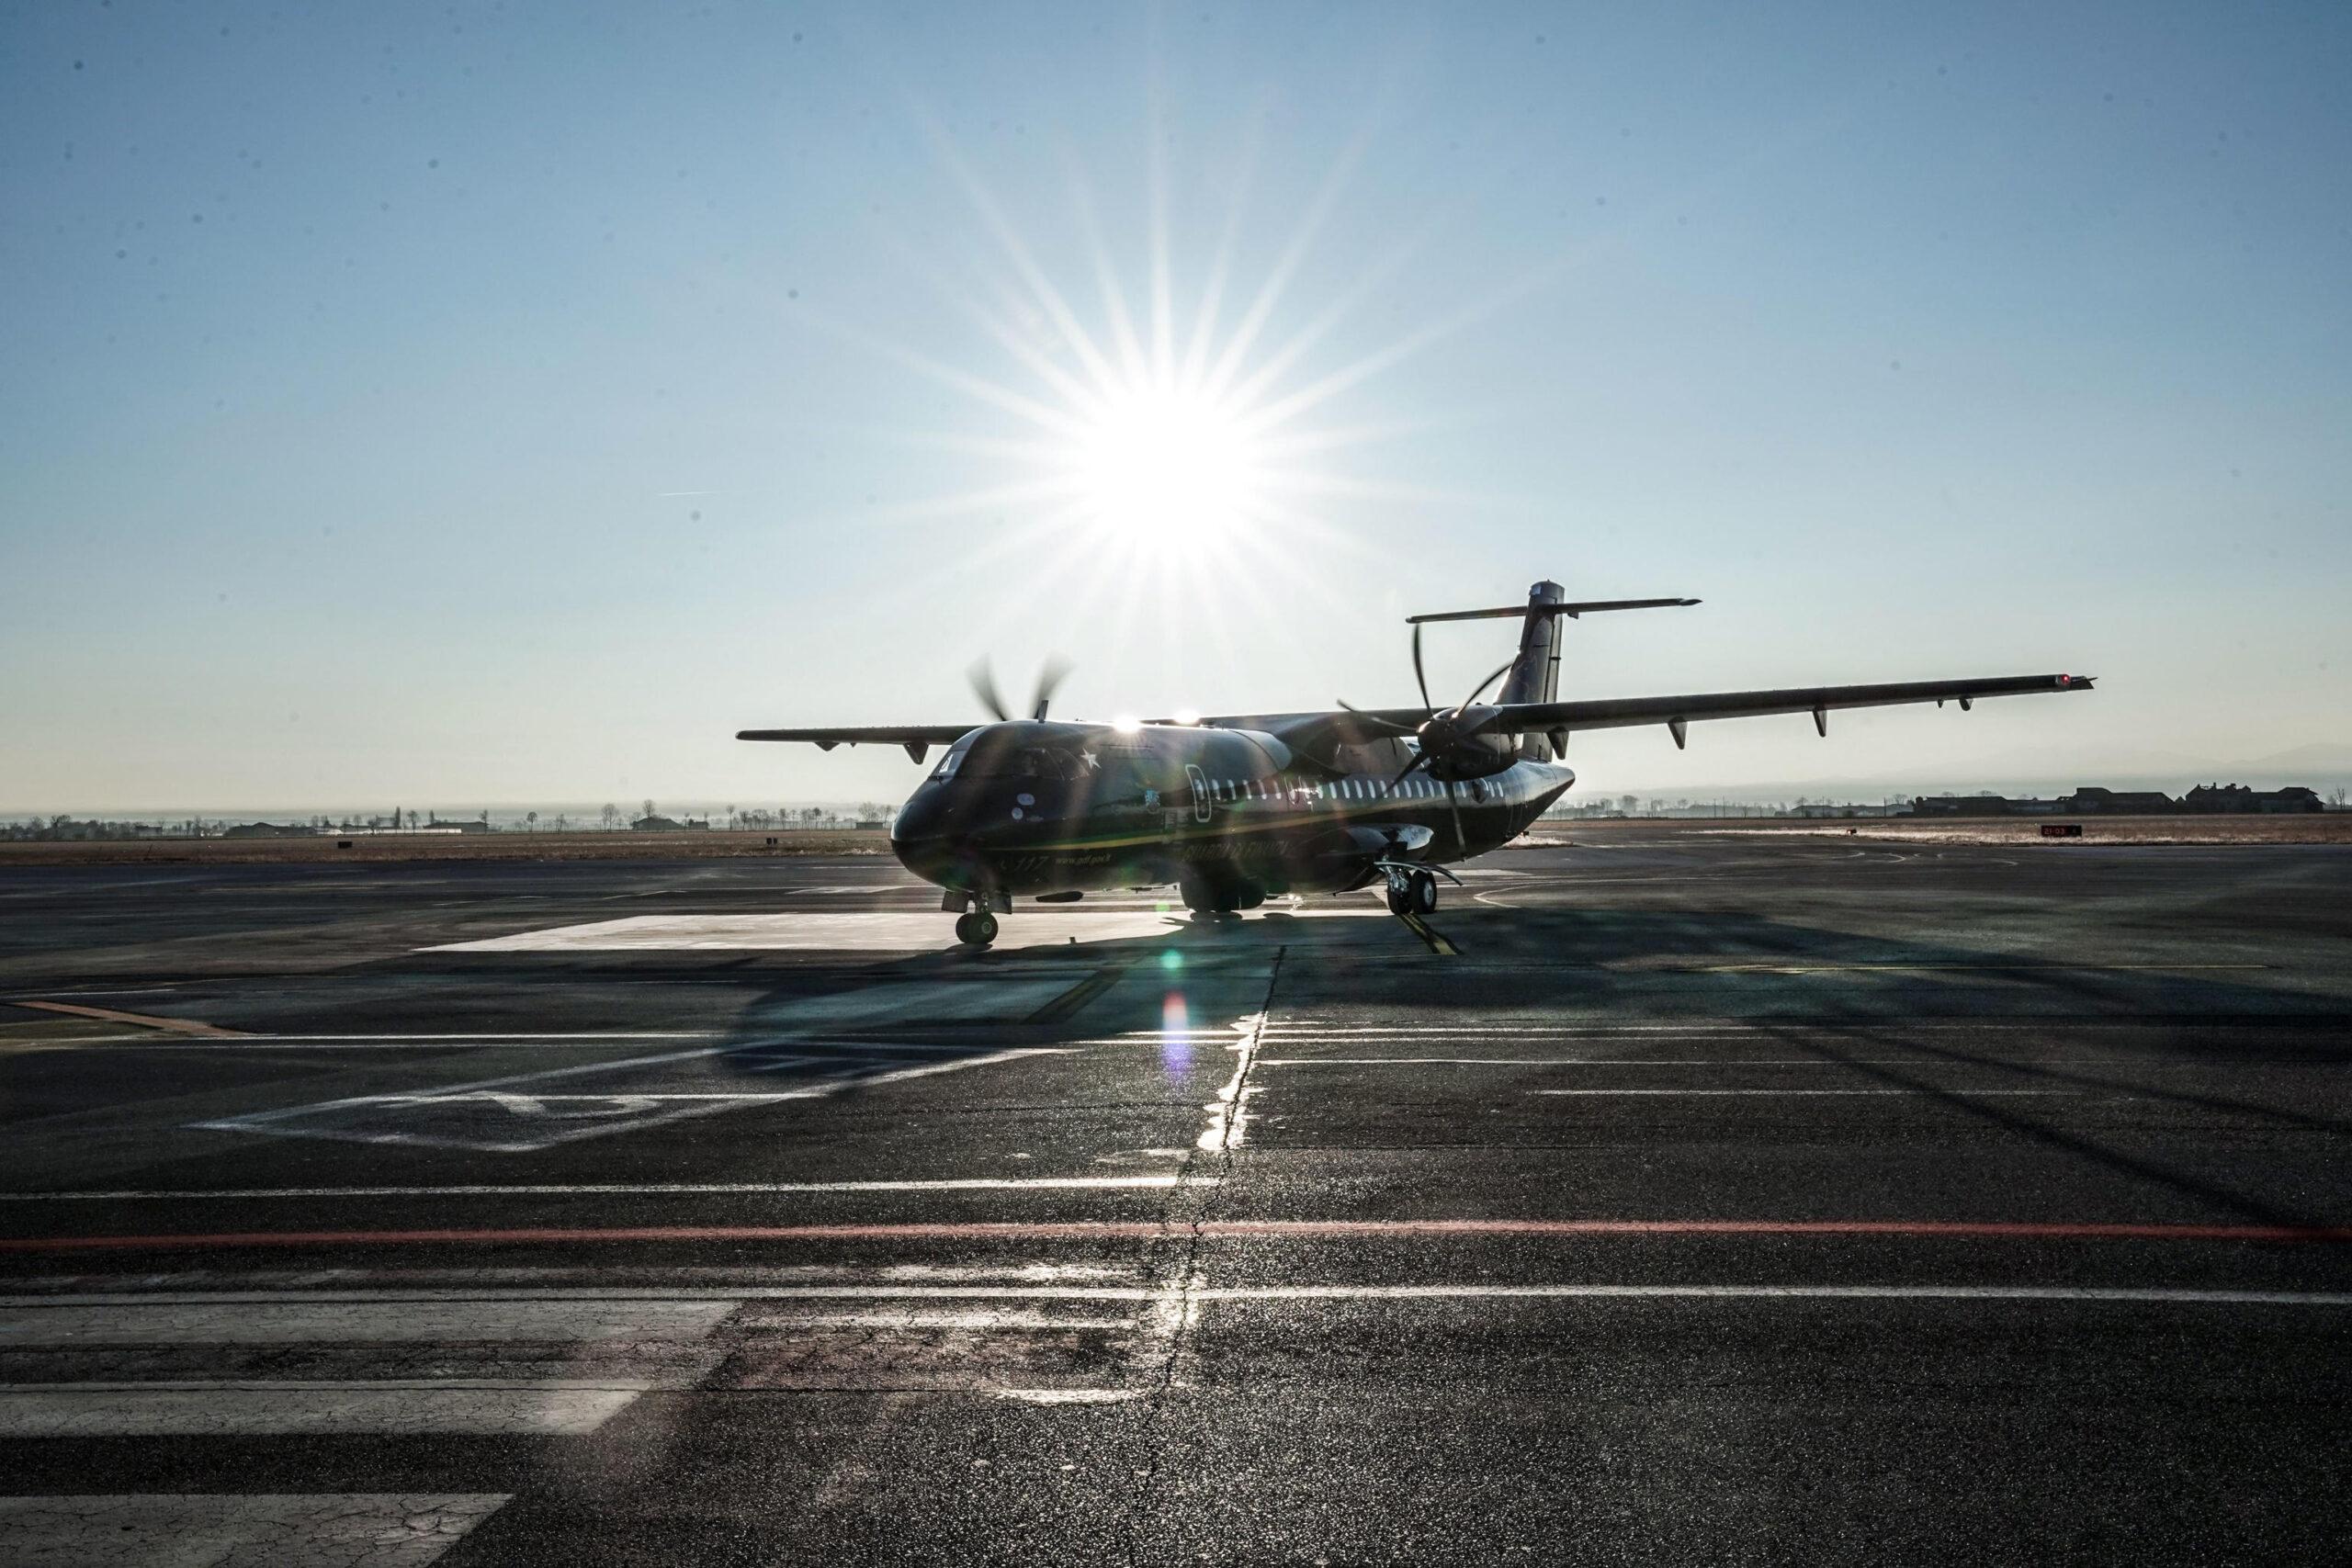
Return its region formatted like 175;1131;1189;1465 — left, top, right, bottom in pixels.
1;829;2348;1564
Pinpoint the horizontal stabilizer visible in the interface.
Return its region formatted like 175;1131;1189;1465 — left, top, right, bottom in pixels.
1408;597;1699;624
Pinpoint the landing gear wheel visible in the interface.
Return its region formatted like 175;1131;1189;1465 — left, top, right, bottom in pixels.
954;910;999;947
1385;882;1412;916
1410;869;1439;914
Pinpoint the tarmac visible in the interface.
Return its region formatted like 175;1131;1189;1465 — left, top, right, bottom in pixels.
2;828;2348;1563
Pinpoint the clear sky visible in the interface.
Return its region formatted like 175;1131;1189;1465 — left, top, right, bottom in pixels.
5;2;2347;815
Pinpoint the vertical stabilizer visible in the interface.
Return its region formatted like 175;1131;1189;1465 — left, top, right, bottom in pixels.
1499;581;1566;758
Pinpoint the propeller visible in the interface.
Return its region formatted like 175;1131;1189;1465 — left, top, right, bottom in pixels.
967;655;1075;723
1339;622;1522;852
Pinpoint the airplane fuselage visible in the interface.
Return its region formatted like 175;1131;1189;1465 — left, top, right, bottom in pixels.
888;719;1574;905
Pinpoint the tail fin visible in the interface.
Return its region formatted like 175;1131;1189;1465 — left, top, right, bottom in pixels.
1498;582;1566;758
1408;584;1701;761
1498;581;1566;711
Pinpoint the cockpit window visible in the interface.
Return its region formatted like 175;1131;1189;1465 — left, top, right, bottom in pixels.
964;742;1086;780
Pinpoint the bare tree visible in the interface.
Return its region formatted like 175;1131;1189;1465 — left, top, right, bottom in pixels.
601;803;618;831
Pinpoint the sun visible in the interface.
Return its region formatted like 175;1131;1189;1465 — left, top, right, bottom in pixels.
1069;381;1263;542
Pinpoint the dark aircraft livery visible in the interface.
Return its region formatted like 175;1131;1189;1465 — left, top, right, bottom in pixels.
741;581;2092;945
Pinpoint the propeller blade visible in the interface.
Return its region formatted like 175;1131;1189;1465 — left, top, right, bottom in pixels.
1410;622;1434;716
1338;699;1418;739
1374;750;1429;799
1443;776;1467;852
967;660;1011;722
1456;654;1519;714
1030;654;1074;721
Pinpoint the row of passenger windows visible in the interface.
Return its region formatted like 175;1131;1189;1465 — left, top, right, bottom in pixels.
1200;774;1464;803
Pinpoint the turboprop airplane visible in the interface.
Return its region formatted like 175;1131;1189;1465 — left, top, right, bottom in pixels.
741;582;2092;946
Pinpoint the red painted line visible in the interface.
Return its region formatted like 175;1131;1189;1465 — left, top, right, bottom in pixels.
6;1218;2352;1253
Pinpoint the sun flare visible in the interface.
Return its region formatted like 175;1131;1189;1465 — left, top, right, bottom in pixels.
1070;382;1263;543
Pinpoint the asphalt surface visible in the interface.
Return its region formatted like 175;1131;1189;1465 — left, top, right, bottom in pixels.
2;830;2349;1564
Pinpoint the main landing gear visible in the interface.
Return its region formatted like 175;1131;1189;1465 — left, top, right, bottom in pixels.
953;909;999;947
1384;866;1439;917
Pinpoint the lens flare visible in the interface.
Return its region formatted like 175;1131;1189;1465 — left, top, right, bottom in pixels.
1160;991;1193;1075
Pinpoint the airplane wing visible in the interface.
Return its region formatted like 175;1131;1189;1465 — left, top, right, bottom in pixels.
736;725;976;761
1479;672;2091;747
1189;672;2090;754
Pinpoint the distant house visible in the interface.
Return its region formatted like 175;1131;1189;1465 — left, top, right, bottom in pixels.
2182;784;2325;815
631;815;709;831
221;821;311;839
2061;787;2178;815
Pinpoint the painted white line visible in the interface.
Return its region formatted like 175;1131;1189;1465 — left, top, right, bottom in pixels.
0;1176;1183;1201
1532;1089;2085;1097
0;1494;509;1567
188;1044;1074;1152
0;1300;736;1346
1261;1057;2141;1066
4;1284;2346;1308
192;1043;745;1127
0;1382;649;1438
992;1387;1143;1404
740;1310;1140;1330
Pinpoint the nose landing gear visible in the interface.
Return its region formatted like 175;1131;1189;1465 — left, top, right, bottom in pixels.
1376;860;1453;917
953;909;999;947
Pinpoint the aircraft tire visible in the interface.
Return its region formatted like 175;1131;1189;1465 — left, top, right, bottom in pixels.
1385;883;1412;916
1410;870;1438;914
955;911;997;946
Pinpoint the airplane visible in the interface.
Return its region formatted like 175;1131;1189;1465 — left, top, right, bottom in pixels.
741;581;2092;946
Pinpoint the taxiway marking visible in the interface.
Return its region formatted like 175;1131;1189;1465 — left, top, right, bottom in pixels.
0;1298;736;1345
10;999;250;1038
5;1284;2349;1308
1394;911;1460;956
1532;1088;2084;1097
0;1494;509;1568
1261;1057;2170;1066
12;1217;2352;1252
188;1043;1072;1151
0;1176;1183;1201
0;1381;649;1437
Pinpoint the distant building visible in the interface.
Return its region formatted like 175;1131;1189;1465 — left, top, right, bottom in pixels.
1911;784;2324;818
631;815;709;831
2182;783;2324;815
1911;795;2064;818
2062;786;2177;815
220;822;312;839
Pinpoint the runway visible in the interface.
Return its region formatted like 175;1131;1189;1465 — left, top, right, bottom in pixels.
3;829;2349;1563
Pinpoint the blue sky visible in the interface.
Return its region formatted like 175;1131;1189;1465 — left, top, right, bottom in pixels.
4;2;2347;813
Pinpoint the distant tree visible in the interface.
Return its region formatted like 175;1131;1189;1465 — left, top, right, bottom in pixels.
601;803;619;831
526;810;538;832
642;798;655;823
555;813;570;832
2332;785;2348;808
